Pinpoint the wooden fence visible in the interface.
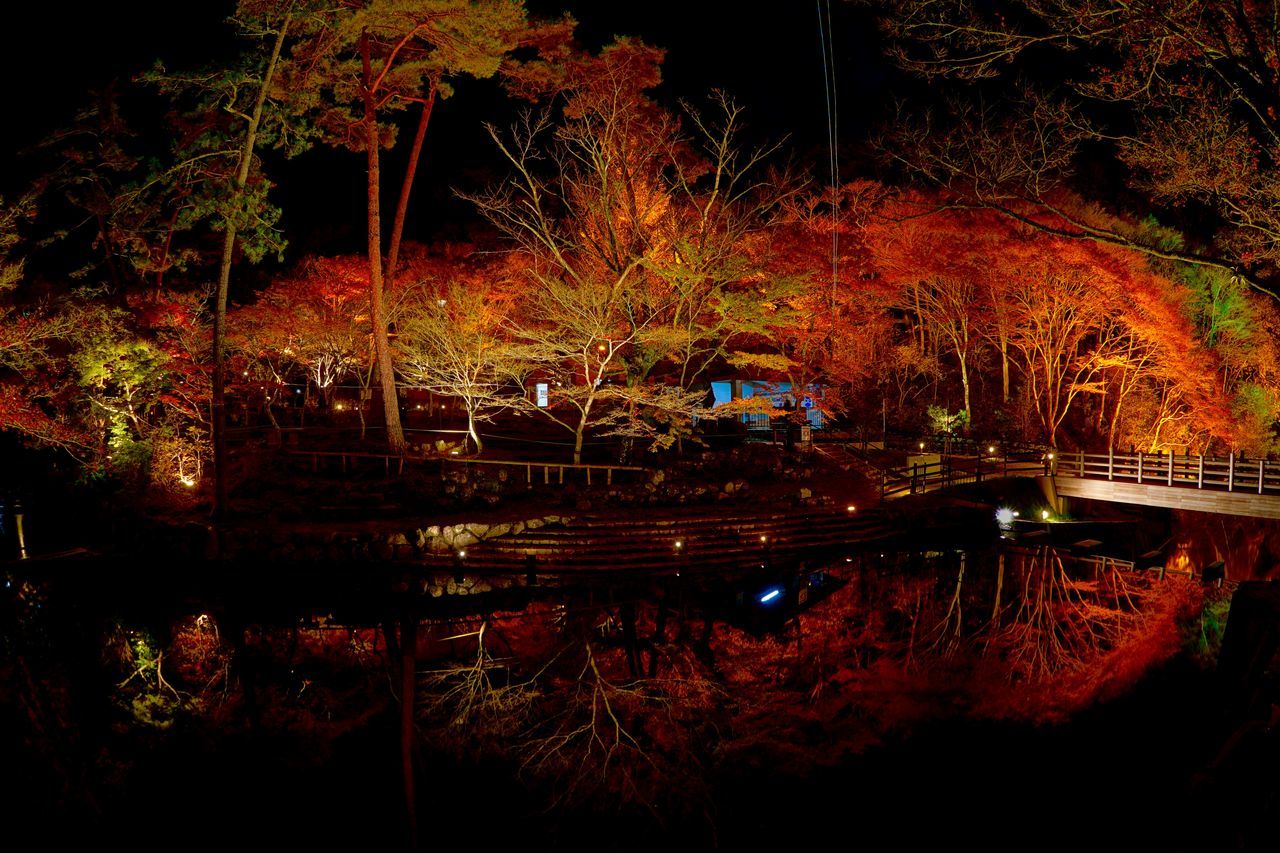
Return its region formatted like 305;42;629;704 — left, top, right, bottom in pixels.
1053;450;1280;495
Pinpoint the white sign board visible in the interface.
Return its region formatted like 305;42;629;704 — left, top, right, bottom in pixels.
536;382;549;408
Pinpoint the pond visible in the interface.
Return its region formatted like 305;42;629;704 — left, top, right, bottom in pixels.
0;529;1250;850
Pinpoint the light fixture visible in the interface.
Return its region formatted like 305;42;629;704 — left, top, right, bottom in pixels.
674;540;683;550
1041;510;1050;521
988;445;996;454
846;505;856;513
759;588;782;604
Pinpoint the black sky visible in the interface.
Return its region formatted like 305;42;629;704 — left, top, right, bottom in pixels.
5;1;900;252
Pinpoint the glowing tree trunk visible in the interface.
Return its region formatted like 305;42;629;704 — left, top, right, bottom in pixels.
213;13;291;522
361;30;405;453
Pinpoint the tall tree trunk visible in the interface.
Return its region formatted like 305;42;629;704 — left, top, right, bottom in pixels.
467;408;482;453
999;333;1010;403
212;12;291;524
958;350;971;423
361;31;406;452
386;83;437;286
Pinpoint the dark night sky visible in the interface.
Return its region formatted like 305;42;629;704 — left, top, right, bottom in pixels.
5;1;901;254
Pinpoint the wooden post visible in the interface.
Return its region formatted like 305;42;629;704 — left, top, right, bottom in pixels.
586;467;592;486
1259;459;1265;494
1167;450;1173;487
544;465;549;485
1228;452;1235;491
607;468;613;486
912;463;919;494
1079;452;1085;478
1197;455;1203;489
1137;452;1143;484
526;464;532;490
1107;447;1113;480
558;465;564;485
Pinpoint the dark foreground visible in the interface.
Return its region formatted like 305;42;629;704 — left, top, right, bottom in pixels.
2;554;1275;852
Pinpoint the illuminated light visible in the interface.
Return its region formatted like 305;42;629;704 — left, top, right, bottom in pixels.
919;442;925;450
295;389;302;394
988;445;996;454
179;476;197;488
597;343;607;352
845;556;853;563
458;550;466;558
451;450;460;456
995;507;1015;526
1041;510;1051;521
437;298;447;307
846;505;856;513
335;403;344;411
415;404;422;410
242;370;249;376
1046;452;1055;461
674;540;683;550
760;535;768;543
759;588;782;604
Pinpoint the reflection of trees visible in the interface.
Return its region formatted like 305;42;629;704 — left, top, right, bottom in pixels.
915;546;1153;681
415;618;721;821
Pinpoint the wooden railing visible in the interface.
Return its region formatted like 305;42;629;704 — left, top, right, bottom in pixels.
282;448;645;487
1053;450;1280;495
881;450;1048;498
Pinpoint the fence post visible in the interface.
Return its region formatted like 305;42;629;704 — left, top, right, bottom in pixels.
912;463;919;494
1079;452;1085;478
1259;459;1265;495
1228;452;1234;491
1137;452;1143;484
1108;447;1113;481
1167;450;1173;486
1197;455;1203;488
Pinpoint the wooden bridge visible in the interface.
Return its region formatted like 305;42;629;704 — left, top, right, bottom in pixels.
881;445;1280;519
1049;450;1280;519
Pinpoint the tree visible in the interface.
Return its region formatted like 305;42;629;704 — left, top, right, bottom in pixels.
396;277;526;453
146;1;306;518
871;0;1280;295
297;0;536;454
0;194;88;452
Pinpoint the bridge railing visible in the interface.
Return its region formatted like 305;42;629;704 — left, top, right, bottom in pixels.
881;451;1047;498
1054;450;1280;495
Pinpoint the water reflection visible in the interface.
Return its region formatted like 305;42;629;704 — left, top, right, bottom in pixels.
1;544;1215;845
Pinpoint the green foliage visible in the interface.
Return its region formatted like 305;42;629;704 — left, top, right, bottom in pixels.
1181;265;1253;348
1190;590;1232;664
927;404;969;435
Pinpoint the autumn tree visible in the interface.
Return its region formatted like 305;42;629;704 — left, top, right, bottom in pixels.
871;0;1280;295
0;194;87;451
295;0;542;454
476;40;803;458
396;276;527;453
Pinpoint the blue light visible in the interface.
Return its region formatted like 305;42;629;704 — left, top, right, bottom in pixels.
759;588;782;604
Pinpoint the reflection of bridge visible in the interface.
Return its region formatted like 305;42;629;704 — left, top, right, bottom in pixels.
881;447;1280;519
